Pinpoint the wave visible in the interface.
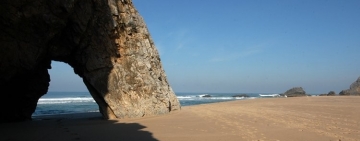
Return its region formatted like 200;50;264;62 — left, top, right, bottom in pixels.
177;96;256;100
177;94;210;98
259;94;280;97
196;94;209;97
38;97;95;104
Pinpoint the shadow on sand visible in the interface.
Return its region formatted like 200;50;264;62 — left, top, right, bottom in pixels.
0;113;159;141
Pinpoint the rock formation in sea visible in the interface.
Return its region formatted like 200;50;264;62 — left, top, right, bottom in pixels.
283;87;306;97
202;94;212;97
0;0;180;122
339;77;360;96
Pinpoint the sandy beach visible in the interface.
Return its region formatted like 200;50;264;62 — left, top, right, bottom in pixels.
1;96;359;141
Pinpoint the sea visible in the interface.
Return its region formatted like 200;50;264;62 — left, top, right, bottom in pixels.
32;92;280;117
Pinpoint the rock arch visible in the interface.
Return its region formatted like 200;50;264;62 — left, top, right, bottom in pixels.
0;0;180;122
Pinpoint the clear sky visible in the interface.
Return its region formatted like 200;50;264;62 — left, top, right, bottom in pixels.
48;0;360;94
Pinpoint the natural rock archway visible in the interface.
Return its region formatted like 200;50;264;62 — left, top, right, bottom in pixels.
0;0;180;122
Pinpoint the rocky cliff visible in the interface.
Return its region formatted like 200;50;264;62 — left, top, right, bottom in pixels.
283;87;306;97
340;77;360;96
0;0;180;122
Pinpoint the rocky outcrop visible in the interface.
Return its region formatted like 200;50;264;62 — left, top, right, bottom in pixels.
348;77;360;95
319;91;336;96
340;77;360;96
202;94;212;98
339;90;350;96
283;87;306;97
327;91;336;96
0;0;180;122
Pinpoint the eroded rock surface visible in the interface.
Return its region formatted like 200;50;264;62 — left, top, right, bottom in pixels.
0;0;180;122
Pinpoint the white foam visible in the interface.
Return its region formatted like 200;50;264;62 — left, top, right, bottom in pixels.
259;94;280;97
38;97;95;104
177;96;193;99
176;96;258;101
234;97;245;99
197;94;208;97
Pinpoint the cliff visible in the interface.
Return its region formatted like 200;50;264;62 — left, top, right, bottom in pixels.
340;77;360;96
0;0;180;122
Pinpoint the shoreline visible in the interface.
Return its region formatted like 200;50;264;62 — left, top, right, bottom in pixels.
2;96;360;141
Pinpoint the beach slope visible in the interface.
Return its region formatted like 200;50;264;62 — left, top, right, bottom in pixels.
1;96;359;141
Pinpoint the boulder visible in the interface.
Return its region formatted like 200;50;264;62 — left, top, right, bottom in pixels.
283;87;306;97
0;0;180;122
327;91;336;96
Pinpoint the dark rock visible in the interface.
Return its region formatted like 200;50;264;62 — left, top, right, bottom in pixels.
0;0;180;122
232;94;249;97
327;91;336;96
202;94;212;97
283;87;306;97
340;77;360;96
319;91;336;96
339;90;351;96
348;77;360;95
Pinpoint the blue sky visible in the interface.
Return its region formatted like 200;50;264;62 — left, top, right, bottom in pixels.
49;0;360;94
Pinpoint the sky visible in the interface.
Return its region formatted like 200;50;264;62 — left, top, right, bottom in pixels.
48;0;360;94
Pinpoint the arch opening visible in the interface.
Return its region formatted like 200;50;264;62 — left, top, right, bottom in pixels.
32;61;98;117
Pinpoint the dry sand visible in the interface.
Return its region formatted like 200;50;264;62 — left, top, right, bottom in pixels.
1;96;360;141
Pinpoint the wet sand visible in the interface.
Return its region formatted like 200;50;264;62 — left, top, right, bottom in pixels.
1;96;359;141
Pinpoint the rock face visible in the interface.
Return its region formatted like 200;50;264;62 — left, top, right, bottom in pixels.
0;0;180;122
340;77;360;96
283;87;306;97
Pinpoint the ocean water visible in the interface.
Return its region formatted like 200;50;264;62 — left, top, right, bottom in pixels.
176;93;259;106
33;92;98;116
32;92;278;117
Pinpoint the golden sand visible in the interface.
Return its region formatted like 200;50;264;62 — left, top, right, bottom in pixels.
1;96;359;141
